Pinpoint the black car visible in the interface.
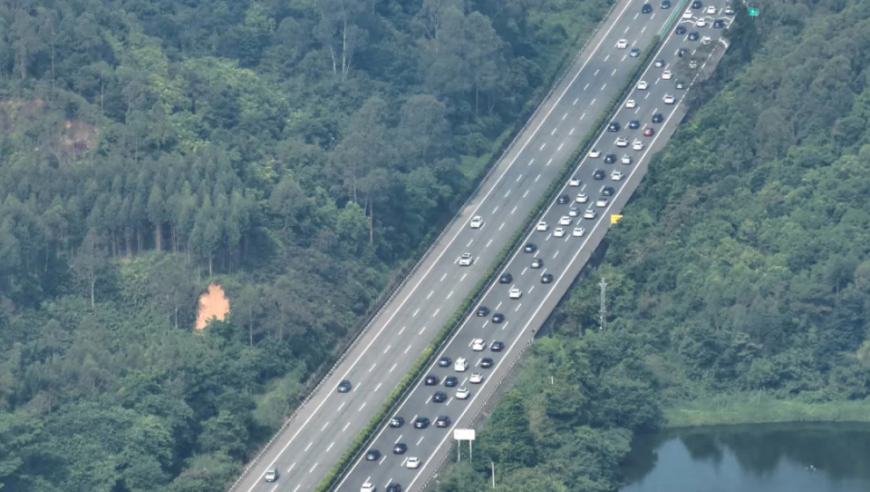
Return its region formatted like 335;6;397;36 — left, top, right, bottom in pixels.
593;169;606;180
491;341;505;352
390;416;405;428
386;484;402;492
337;380;352;393
366;449;381;461
713;19;725;28
676;25;687;35
541;273;554;284
414;417;430;429
608;121;620;132
557;194;570;205
629;119;640;129
445;376;458;387
425;374;439;386
492;313;505;323
438;356;451;367
480;358;494;368
642;3;652;13
523;243;537;253
499;273;513;284
652;113;664;123
601;186;615;197
531;258;544;269
692;0;702;8
476;306;489;317
435;415;451;428
688;31;699;41
661;0;671;8
675;80;685;89
678;48;688;57
655;58;666;67
630;48;641;57
393;443;408;454
432;391;447;403
604;154;617;164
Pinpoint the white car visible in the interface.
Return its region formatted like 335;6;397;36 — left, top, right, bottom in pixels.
406;457;421;469
470;373;484;384
701;35;711;44
706;5;716;14
509;287;522;299
575;194;588;204
361;481;376;492
472;338;486;351
632;140;644;150
470;215;483;228
559;215;573;225
662;70;672;80
569;176;582;186
584;209;597;219
455;357;469;372
611;170;624;181
725;5;734;14
621;155;633;165
696;18;706;27
536;221;548;231
568;207;580;217
616;39;628;49
689;59;698;69
572;227;586;237
588;148;601;158
625;99;637;108
664;94;675;104
458;253;473;266
615;137;628;147
637;80;648;90
456;387;470;400
554;227;566;237
596;198;609;207
264;468;279;483
683;9;693;19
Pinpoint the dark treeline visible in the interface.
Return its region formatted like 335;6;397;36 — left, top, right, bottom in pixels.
434;0;870;490
0;0;612;491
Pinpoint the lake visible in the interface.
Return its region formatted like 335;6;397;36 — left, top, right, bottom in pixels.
619;422;870;492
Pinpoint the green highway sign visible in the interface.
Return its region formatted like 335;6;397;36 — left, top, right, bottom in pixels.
748;7;759;16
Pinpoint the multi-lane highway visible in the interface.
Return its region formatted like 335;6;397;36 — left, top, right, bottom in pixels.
334;2;735;492
229;2;683;492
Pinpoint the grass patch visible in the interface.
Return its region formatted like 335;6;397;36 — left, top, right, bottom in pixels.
665;392;870;428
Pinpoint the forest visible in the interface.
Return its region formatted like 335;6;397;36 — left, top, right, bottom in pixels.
0;0;612;491
432;0;870;490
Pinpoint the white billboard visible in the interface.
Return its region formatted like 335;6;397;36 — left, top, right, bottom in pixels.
453;428;476;441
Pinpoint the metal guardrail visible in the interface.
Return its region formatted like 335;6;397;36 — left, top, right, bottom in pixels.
225;2;625;491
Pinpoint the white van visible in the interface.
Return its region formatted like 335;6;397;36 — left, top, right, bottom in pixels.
454;357;468;372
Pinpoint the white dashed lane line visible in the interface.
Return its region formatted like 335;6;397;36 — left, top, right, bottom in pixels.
551;127;557;135
528;158;534;166
511;206;517;214
594;69;599;76
540;143;546;151
499;222;505;231
493;205;499;214
343;422;350;431
432;308;440;317
305;442;313;452
390;363;397;373
427;291;433;299
398;326;405;335
601;83;607;91
569;127;575;135
516;174;523;182
413;308;419;317
522;190;529;198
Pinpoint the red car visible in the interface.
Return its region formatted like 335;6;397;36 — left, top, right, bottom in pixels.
643;127;655;137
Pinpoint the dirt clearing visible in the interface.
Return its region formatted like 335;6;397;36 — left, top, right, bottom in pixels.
196;284;230;330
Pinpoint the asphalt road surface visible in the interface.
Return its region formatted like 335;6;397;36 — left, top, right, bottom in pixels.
334;2;735;492
230;2;695;492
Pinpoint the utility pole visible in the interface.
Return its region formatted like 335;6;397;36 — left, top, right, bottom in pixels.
599;277;607;331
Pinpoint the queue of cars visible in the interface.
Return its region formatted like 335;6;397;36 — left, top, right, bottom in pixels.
329;4;737;492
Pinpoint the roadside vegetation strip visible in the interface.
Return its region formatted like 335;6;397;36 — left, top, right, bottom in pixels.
314;34;664;492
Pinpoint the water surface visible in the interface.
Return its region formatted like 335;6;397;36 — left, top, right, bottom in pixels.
620;422;870;492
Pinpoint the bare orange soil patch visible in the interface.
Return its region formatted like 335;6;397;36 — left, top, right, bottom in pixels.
196;284;230;330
